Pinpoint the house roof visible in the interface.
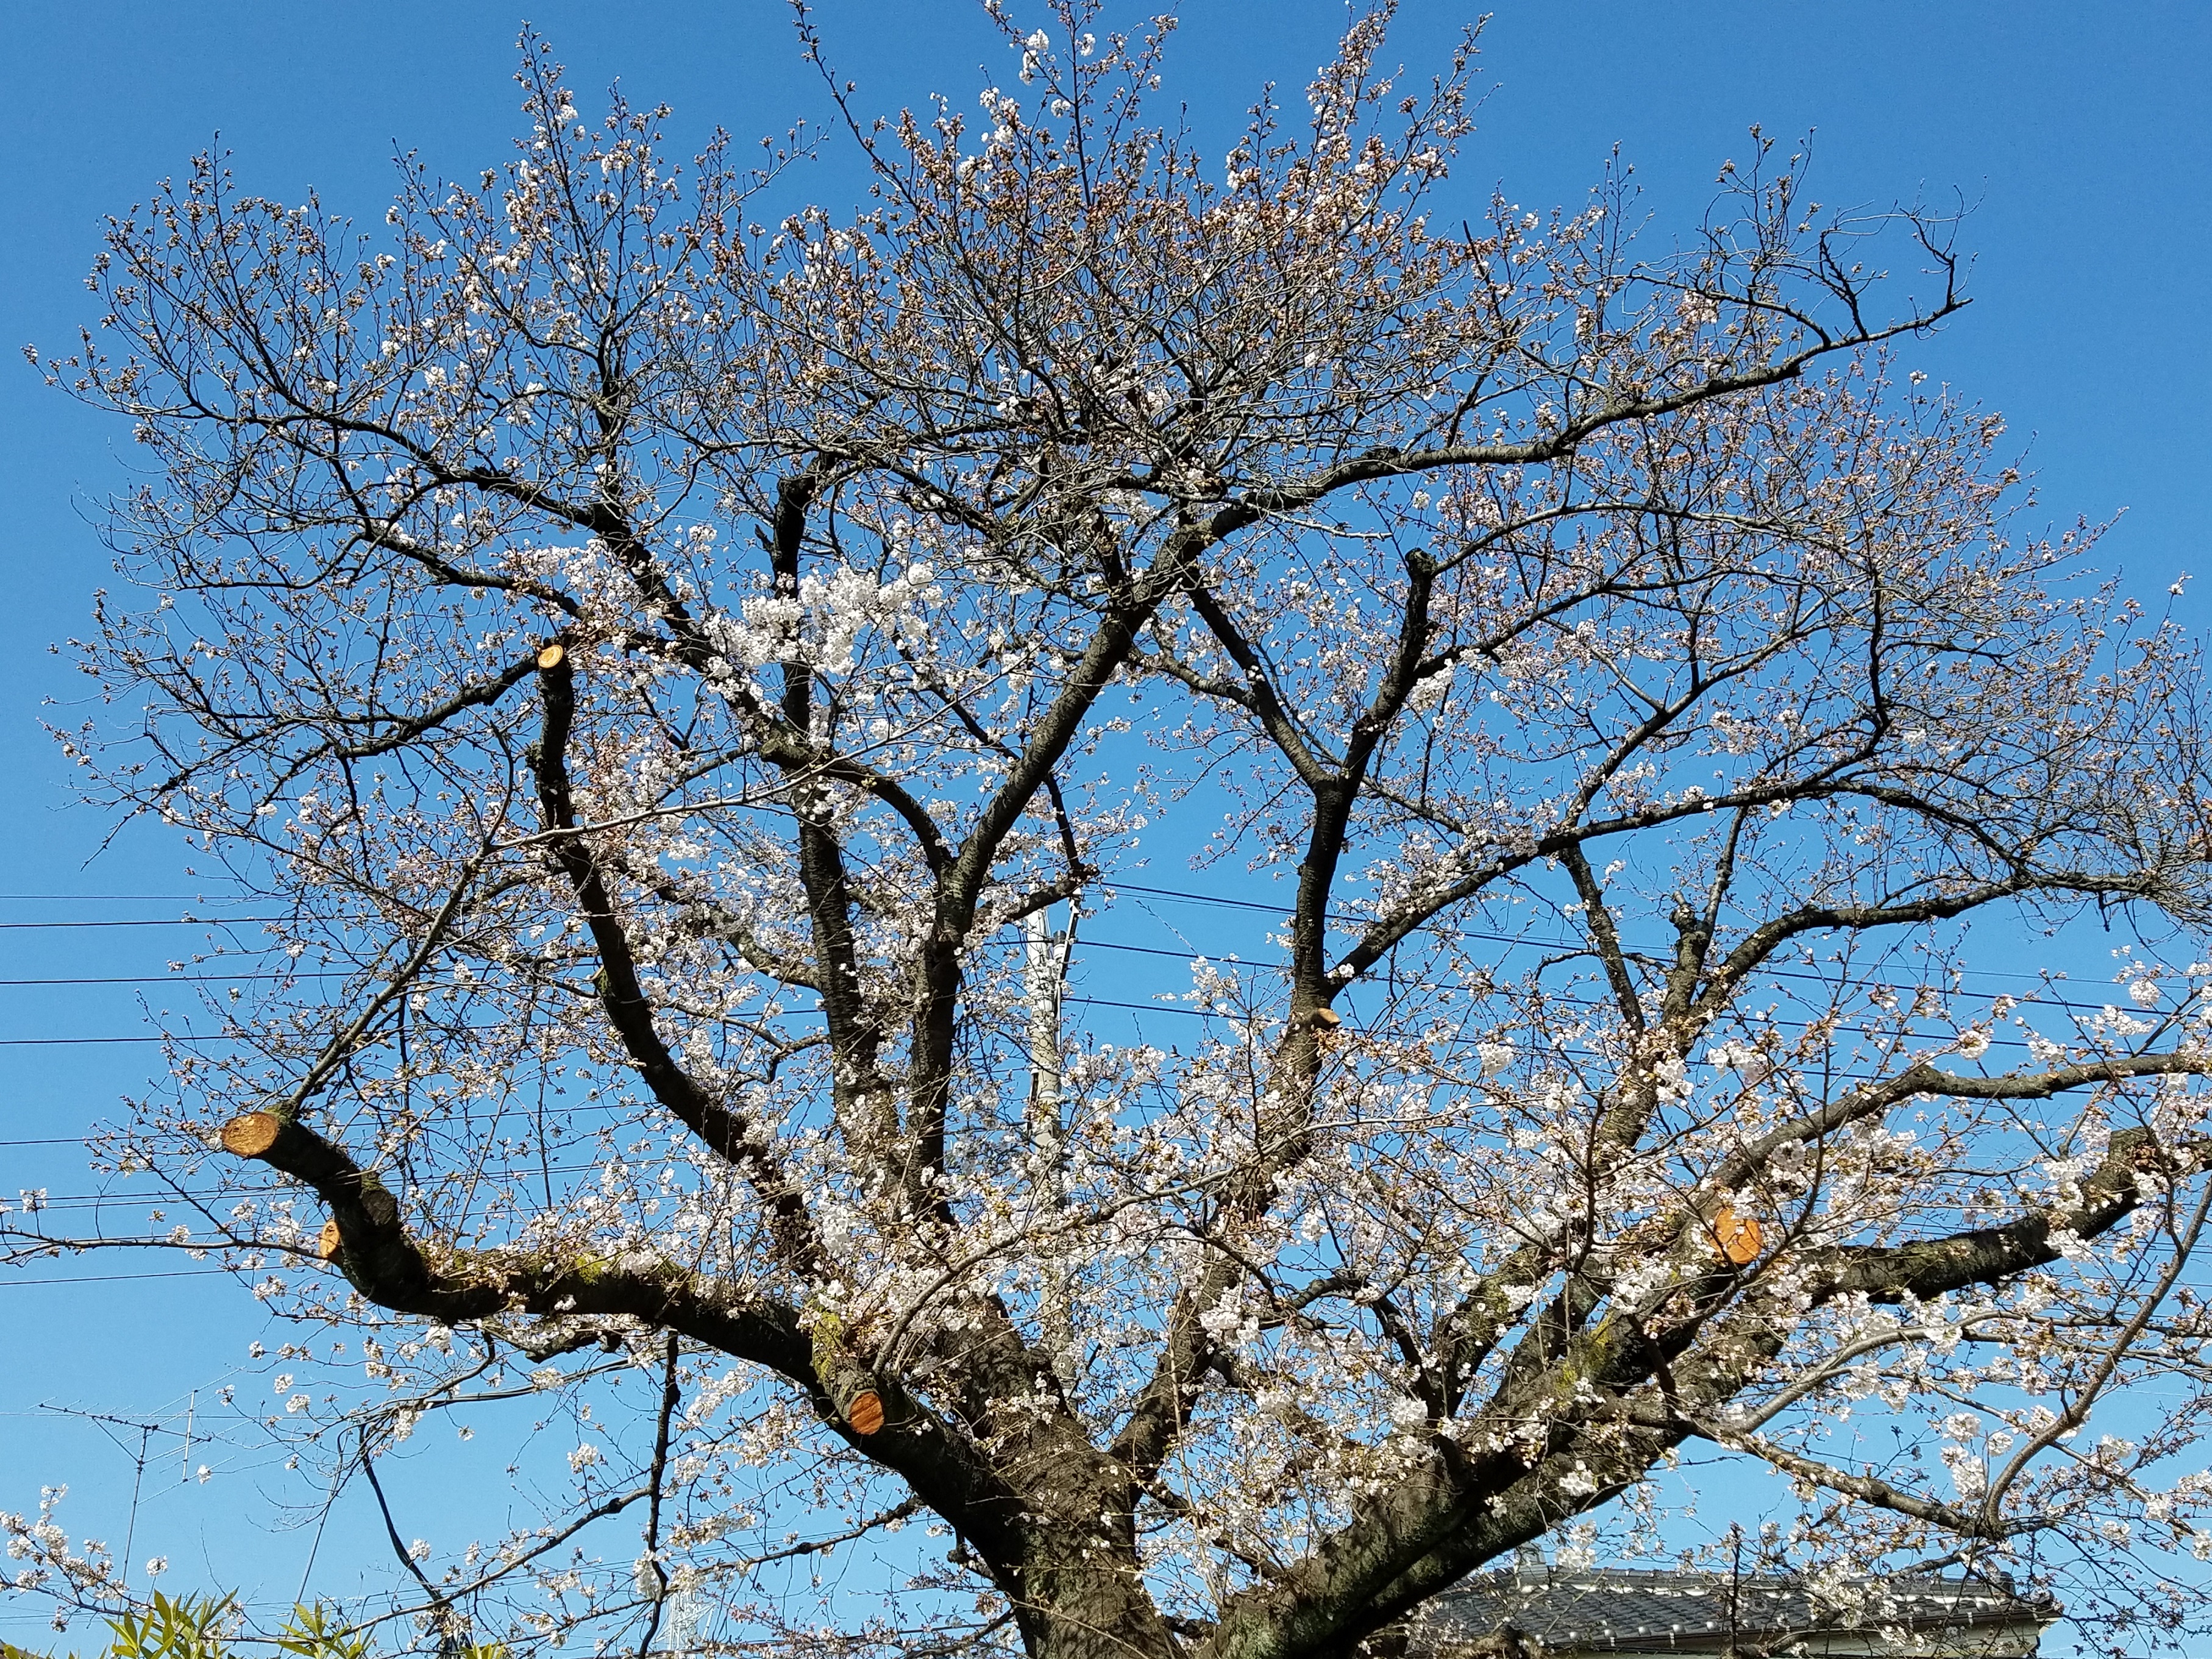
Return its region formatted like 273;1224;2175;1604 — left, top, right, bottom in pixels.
1410;1566;2055;1656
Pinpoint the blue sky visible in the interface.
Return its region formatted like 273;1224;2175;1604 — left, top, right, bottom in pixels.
2;0;2208;1640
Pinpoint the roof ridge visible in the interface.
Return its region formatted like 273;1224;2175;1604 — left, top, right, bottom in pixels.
1417;1562;2058;1650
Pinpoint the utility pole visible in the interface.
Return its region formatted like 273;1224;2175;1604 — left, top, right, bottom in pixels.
43;1405;162;1593
662;1581;702;1659
1024;904;1075;1387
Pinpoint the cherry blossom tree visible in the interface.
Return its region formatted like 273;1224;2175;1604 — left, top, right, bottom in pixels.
15;6;2212;1657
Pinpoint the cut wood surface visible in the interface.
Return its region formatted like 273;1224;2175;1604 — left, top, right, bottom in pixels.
219;1112;282;1157
1713;1206;1764;1265
845;1390;884;1435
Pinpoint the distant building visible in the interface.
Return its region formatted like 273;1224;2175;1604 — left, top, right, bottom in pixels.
1408;1561;2054;1658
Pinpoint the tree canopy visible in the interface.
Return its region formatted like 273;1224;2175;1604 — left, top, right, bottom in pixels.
13;7;2212;1658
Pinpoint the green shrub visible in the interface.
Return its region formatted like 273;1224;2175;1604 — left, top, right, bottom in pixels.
0;1593;494;1659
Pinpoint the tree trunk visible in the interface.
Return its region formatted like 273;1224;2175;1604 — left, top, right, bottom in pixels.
1017;1532;1181;1659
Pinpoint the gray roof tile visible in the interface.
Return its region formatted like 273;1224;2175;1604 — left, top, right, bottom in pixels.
1412;1568;2054;1655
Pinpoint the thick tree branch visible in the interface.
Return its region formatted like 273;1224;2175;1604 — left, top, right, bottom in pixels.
530;645;824;1271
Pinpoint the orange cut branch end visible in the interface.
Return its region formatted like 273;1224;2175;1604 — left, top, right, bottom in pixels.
845;1390;884;1435
1713;1206;1763;1265
536;643;566;670
317;1218;343;1260
219;1112;282;1158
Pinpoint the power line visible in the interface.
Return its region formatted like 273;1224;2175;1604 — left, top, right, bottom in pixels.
0;881;2119;994
0;972;346;987
0;882;2133;996
19;1151;713;1209
1073;934;2138;1018
0;916;285;930
0;996;2132;1057
0;894;261;903
0;1032;306;1047
0;1035;236;1046
0;910;2147;1015
0;887;2165;1060
1105;879;2110;992
2;1267;235;1288
0;884;2123;1000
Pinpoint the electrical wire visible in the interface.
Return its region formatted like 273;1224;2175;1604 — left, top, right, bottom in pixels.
0;879;2133;997
0;895;257;903
0;904;2149;1018
3;1267;236;1288
0;916;285;930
